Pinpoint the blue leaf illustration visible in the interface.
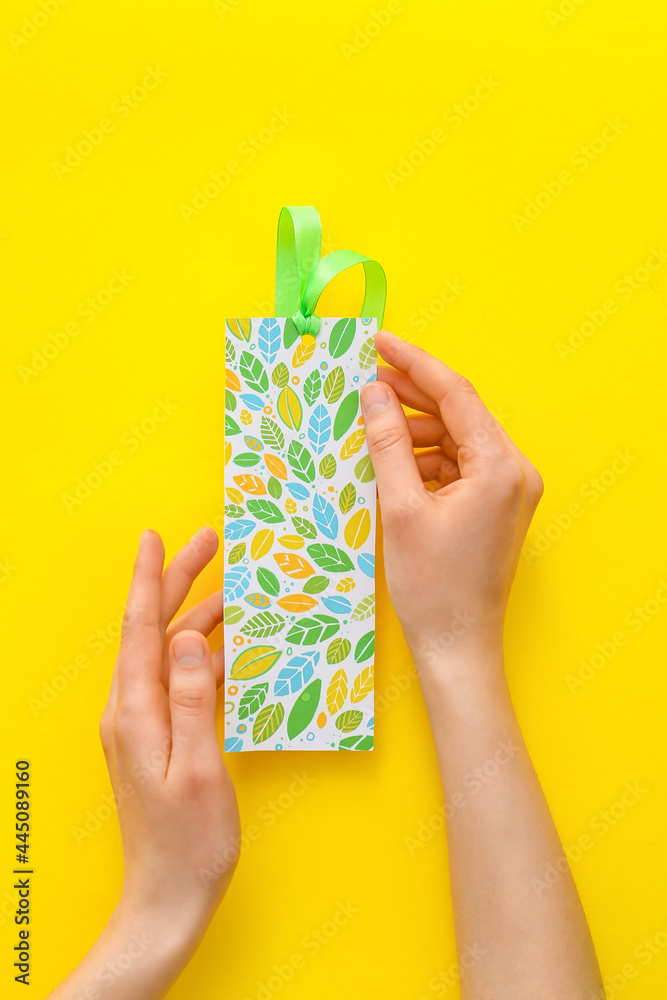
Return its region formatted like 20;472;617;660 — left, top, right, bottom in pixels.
307;404;332;455
224;519;255;540
257;318;281;364
286;482;310;500
312;494;339;541
321;595;352;615
273;651;318;696
240;393;265;411
357;553;375;578
224;737;244;753
224;568;252;602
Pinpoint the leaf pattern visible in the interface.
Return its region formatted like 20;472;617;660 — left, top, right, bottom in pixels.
224;317;376;751
326;668;348;712
253;702;285;743
333;391;359;441
307;405;332;455
323;365;345;403
303;370;321;405
258;319;281;364
312;495;339;540
239;351;269;393
287;441;316;483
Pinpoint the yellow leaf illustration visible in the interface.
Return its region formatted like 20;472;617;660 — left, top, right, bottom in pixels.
224;442;232;466
277;386;302;430
225;487;244;504
250;529;275;559
244;592;271;608
350;664;374;703
344;508;371;550
233;474;266;495
230;644;281;680
265;454;287;480
326;669;348;714
336;577;355;592
226;368;241;392
292;335;316;368
275;594;319;613
340;428;366;460
240;409;252;425
273;552;315;578
285;497;297;514
278;534;304;549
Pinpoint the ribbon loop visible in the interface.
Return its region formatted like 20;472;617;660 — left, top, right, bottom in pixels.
275;206;386;333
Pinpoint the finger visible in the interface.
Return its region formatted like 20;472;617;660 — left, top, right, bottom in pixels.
376;331;506;467
115;530;166;711
378;365;439;415
360;380;426;518
161;590;224;689
167;631;221;772
160;527;219;628
212;646;225;688
415;449;461;487
406;414;458;461
167;590;224;641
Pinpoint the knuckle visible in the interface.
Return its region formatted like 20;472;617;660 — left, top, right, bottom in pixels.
453;373;477;396
171;684;210;715
367;423;403;455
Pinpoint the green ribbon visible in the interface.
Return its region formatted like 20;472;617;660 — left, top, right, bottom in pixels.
275;206;386;335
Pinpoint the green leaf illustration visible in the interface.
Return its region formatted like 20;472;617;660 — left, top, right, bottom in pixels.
286;679;322;739
351;595;375;621
339;734;374;751
246;499;285;524
333;390;359;440
225;414;241;436
354;455;375;482
238;682;268;720
223;605;244;624
359;336;376;370
225;388;237;412
329;318;356;359
303;370;321;406
239;351;269;393
338;482;356;514
267;476;282;499
326;637;351;664
287;441;315;483
260;416;285;450
303;574;329;594
291;516;317;539
354;630;375;662
240;611;285;638
323;365;345;403
225;503;245;519
252;702;285;743
228;543;246;565
257;567;281;596
272;362;289;387
234;452;260;467
306;542;354;573
319;454;337;479
335;709;363;733
286;615;340;645
283;316;300;348
225;338;236;364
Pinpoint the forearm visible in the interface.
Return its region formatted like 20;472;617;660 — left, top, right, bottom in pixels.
47;898;201;1000
417;640;603;1000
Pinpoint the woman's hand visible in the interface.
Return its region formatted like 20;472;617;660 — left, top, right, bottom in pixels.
49;527;240;1000
361;329;544;675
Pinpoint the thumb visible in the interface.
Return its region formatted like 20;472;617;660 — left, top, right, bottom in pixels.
361;380;424;517
168;630;220;767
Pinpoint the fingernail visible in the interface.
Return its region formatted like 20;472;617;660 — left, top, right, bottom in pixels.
140;529;150;545
361;381;390;417
192;525;216;543
377;329;399;341
173;632;205;665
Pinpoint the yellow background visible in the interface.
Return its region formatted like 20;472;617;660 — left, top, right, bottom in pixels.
1;0;666;996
